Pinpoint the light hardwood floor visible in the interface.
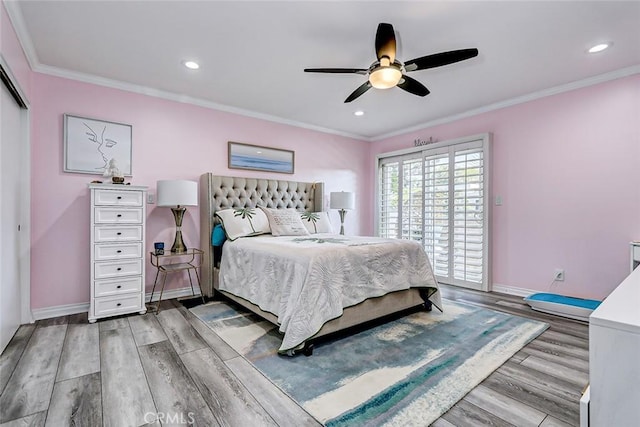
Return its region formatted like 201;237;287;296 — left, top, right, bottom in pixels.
0;285;589;426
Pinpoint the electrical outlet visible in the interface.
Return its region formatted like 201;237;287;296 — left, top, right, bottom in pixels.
147;193;154;204
554;269;565;281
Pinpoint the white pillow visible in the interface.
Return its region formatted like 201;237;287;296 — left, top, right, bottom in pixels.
260;208;310;237
215;207;271;241
300;211;334;234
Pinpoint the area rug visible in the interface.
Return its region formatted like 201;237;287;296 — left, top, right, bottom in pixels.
190;299;548;426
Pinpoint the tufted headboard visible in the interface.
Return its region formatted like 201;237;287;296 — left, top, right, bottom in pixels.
198;173;325;296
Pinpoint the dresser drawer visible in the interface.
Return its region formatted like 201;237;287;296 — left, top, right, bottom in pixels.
94;189;143;207
94;225;142;243
94;294;143;317
94;242;142;261
633;245;640;262
95;207;143;224
94;276;142;297
94;259;142;279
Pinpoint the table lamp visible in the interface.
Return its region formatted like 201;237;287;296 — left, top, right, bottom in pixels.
157;180;198;253
330;191;355;235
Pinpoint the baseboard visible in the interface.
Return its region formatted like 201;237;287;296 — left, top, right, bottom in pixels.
31;286;201;321
491;283;539;298
32;302;90;321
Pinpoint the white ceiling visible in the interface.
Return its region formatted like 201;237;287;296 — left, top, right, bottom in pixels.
8;1;640;140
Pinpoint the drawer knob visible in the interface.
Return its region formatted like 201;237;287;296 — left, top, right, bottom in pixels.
117;214;122;218
117;196;122;200
116;232;122;236
117;267;122;271
116;285;122;289
116;250;122;253
116;303;122;307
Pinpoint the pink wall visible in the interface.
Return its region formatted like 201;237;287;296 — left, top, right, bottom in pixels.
5;2;638;308
30;73;368;309
1;2;32;100
369;75;640;300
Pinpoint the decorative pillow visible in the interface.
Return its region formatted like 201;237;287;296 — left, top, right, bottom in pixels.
211;224;226;246
260;207;310;237
300;211;334;234
215;207;271;241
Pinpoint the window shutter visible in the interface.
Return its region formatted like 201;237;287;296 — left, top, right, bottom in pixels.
376;135;490;291
453;148;484;284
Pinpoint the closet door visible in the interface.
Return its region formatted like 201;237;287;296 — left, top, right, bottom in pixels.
1;80;25;351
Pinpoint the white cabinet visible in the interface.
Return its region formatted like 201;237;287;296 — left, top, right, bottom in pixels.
631;241;640;272
586;267;640;426
89;184;148;322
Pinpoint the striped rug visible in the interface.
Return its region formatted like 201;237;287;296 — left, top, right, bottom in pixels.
191;298;547;426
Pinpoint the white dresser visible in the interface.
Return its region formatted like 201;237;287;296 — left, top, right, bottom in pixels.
585;266;640;426
88;184;148;323
631;241;640;272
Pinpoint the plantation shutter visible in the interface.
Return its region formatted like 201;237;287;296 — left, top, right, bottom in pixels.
379;160;400;238
377;135;490;291
453;146;484;285
423;149;450;278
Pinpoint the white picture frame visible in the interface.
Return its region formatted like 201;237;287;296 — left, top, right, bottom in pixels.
63;114;132;175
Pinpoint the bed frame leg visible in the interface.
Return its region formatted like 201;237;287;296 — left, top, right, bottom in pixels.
419;289;433;312
302;342;314;357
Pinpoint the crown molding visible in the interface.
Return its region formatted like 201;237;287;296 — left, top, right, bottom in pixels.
33;62;366;141
373;65;640;141
3;0;39;70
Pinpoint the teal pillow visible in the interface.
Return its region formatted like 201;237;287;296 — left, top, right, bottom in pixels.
211;224;226;246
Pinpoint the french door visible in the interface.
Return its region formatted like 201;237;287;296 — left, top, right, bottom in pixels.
377;135;490;291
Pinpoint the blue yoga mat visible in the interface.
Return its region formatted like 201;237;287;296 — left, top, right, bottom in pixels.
524;293;601;310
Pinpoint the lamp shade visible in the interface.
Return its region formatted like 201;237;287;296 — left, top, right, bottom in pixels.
330;191;355;210
157;180;198;207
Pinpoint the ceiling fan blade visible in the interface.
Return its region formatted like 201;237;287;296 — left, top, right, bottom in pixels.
344;81;372;103
304;68;368;75
397;75;430;97
375;23;396;63
404;48;479;72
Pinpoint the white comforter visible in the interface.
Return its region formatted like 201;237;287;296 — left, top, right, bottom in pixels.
219;234;441;351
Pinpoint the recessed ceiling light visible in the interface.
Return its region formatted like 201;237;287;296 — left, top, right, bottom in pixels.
588;43;611;54
354;110;365;116
183;60;200;69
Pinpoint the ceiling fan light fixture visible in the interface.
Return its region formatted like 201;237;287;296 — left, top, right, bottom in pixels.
369;66;402;89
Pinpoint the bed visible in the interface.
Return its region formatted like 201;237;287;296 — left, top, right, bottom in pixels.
199;173;441;354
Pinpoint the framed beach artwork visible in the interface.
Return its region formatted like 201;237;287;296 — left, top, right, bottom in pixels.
63;114;132;175
228;141;294;174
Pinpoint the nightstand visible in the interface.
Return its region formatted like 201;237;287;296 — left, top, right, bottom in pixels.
149;248;205;313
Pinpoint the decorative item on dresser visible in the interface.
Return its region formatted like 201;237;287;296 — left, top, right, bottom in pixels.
157;180;198;253
330;191;355;235
88;183;148;323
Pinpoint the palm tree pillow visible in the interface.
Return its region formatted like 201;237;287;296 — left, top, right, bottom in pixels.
300;211;334;234
215;207;271;241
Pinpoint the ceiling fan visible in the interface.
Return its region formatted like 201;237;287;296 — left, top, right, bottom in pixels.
304;23;479;103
